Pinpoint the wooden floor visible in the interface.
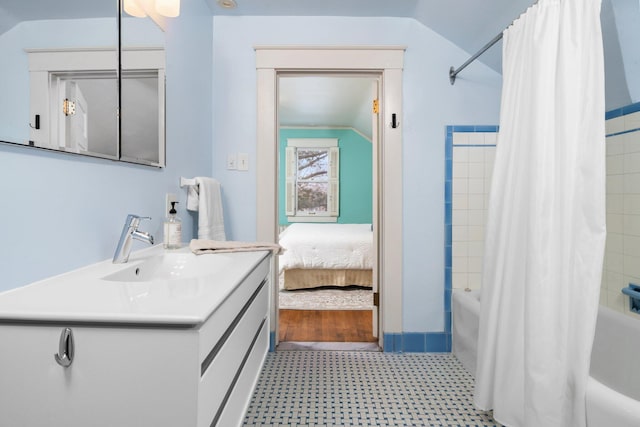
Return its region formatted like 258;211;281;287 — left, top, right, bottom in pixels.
278;309;377;342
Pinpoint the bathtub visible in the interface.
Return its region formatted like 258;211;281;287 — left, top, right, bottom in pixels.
452;289;481;377
452;289;640;427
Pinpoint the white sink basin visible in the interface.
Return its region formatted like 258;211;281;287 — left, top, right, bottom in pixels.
0;244;270;326
102;250;233;283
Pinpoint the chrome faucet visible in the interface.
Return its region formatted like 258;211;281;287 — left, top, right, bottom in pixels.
113;214;154;264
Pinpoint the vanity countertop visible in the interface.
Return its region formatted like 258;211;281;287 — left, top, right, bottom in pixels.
0;245;270;327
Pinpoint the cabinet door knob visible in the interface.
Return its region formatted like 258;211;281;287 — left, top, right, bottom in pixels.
54;327;74;368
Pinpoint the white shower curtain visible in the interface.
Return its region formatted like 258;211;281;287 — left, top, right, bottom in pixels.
474;0;606;426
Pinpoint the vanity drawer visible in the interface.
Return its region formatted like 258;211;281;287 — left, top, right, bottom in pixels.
0;324;198;427
215;318;269;427
197;280;269;427
197;255;269;364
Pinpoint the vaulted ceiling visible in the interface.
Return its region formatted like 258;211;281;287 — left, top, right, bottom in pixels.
205;0;531;74
207;0;640;134
279;76;377;140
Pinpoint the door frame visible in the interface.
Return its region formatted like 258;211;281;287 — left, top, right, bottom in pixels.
255;46;404;349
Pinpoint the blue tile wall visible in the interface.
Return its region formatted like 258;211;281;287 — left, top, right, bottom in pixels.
444;125;498;355
605;101;640;120
393;333;403;352
404;333;426;352
605;99;640;137
383;333;404;352
383;332;451;353
445;127;454;354
606;127;640;138
269;331;276;352
427;333;448;353
383;332;452;353
474;125;500;133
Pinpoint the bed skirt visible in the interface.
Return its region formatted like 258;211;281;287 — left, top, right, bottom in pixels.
283;269;373;290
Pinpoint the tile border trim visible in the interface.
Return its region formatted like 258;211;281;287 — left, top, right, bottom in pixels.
605;101;640;121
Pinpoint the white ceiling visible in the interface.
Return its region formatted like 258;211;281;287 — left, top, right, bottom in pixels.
279;76;377;140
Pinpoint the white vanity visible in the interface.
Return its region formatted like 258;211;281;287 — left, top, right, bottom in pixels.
0;245;271;427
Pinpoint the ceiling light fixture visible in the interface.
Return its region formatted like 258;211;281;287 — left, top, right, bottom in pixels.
123;0;147;18
217;0;237;9
155;0;181;17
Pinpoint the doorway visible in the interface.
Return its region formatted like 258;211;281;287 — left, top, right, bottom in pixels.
276;73;379;346
255;46;405;351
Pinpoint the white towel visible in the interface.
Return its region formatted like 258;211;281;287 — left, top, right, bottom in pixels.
187;177;226;241
190;239;283;256
186;185;200;211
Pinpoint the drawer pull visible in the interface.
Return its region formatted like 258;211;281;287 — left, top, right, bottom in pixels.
54;328;74;368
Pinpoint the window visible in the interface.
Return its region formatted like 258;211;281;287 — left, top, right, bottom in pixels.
285;138;339;222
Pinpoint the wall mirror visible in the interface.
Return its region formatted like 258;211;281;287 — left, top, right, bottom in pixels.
0;0;166;167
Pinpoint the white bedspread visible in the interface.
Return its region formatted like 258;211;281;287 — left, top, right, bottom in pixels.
278;223;373;271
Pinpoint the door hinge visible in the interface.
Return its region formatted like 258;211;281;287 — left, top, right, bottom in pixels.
63;99;76;116
372;99;379;114
373;292;379;307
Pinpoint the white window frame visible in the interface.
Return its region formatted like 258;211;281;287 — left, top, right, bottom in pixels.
285;138;339;222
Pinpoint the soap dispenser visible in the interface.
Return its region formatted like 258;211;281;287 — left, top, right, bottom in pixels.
163;201;182;249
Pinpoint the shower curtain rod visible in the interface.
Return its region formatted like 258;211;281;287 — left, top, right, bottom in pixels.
449;32;503;85
449;1;538;85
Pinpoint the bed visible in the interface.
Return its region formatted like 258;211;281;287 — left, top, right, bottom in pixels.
278;223;373;290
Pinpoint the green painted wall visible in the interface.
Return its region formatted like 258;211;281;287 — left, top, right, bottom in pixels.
279;128;372;225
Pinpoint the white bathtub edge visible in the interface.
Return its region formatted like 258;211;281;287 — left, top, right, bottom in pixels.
452;289;480;377
587;377;640;427
452;289;640;427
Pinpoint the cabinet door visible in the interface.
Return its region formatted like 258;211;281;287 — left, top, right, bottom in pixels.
0;324;198;427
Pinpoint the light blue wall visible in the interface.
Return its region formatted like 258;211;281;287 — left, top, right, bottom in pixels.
278;128;373;225
211;16;502;333
0;0;214;292
0;13;502;334
606;0;640;107
602;0;633;110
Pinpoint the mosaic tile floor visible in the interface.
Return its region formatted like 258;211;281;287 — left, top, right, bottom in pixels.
244;351;501;427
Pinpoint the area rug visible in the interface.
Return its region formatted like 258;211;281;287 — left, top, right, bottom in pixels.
279;286;373;311
278;271;374;310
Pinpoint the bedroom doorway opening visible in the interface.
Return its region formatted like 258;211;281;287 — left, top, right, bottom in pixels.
276;73;380;348
255;46;404;352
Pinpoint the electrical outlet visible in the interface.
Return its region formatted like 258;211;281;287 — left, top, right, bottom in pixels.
165;193;178;214
237;153;249;171
227;154;237;170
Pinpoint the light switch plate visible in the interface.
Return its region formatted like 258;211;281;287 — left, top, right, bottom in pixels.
227;154;237;170
237;153;249;171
